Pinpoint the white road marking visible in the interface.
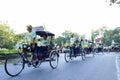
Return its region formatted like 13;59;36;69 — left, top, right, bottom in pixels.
116;56;120;80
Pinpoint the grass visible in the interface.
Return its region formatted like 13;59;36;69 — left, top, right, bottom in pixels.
0;49;20;57
0;49;19;54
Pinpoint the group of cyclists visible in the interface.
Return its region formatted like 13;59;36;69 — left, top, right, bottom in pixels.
62;33;105;59
4;24;106;77
18;25;104;65
64;34;94;56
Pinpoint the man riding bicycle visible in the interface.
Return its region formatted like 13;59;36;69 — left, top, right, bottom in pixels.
24;25;37;63
74;37;81;56
69;34;76;58
83;39;89;54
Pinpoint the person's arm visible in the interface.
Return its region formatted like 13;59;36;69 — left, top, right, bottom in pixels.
32;38;36;44
32;30;36;47
24;33;28;43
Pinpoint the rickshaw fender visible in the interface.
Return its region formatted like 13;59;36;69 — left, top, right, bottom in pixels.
50;50;59;57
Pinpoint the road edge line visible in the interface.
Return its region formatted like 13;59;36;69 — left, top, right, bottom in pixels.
116;56;120;80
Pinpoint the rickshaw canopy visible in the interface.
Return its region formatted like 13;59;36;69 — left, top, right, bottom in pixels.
36;31;55;36
33;26;55;36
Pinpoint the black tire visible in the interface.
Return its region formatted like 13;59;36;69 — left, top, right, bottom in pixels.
93;49;96;56
81;52;85;61
49;51;59;69
92;49;95;57
80;48;85;61
4;53;25;77
82;49;86;58
64;52;71;62
92;52;95;57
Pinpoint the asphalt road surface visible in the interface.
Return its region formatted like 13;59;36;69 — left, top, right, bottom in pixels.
0;52;119;80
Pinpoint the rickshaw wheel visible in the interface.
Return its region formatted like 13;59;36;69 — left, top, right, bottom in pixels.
4;53;25;77
49;50;59;69
64;51;71;62
81;52;85;61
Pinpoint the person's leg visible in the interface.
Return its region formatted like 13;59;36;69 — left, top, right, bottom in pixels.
74;47;78;57
32;45;40;65
37;47;40;60
44;46;49;58
42;46;48;59
87;47;89;54
85;48;87;54
31;43;37;61
22;44;29;62
77;47;80;54
70;47;73;59
23;50;28;62
37;46;43;60
73;46;76;54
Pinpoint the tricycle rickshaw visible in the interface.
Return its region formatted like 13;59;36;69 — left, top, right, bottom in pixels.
83;41;95;57
63;39;85;62
4;26;59;77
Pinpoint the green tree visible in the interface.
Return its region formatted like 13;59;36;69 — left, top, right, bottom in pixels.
0;23;16;49
110;0;117;3
112;27;120;44
109;0;120;5
62;30;73;44
15;33;26;42
62;30;73;38
55;36;66;47
101;27;120;46
91;29;99;42
102;30;113;46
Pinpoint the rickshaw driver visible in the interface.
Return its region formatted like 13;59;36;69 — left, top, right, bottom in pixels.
24;25;37;63
83;39;89;53
74;37;80;56
70;34;75;59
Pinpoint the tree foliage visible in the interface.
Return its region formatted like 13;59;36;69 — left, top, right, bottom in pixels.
109;0;120;5
0;23;16;49
55;30;83;47
112;27;120;44
55;36;66;47
92;26;120;46
15;33;26;42
102;30;113;46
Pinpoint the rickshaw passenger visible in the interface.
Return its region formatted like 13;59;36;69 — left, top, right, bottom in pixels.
88;41;92;53
37;34;50;59
74;38;80;54
36;35;42;56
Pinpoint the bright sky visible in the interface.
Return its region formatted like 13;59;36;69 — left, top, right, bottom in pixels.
0;0;120;39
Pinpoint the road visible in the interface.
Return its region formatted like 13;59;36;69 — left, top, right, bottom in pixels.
0;52;119;80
